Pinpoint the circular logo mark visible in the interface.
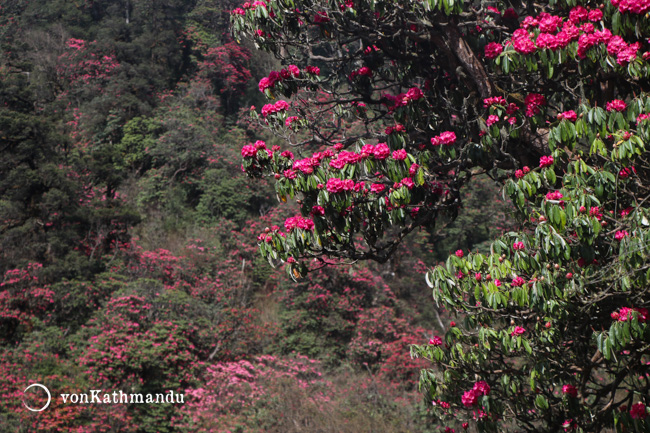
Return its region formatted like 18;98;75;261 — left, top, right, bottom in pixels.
23;383;52;412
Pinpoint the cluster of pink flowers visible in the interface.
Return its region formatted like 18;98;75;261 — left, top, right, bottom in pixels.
397;177;415;189
620;206;633;217
326;177;365;193
524;93;546;117
611;0;650;15
486;115;500;126
558;110;578;121
511;276;525;287
385;124;405;135
313;11;330;23
455;249;464;258
285;116;300;127
514;166;530;179
619;166;636;178
508;7;644;64
484;96;507;107
484;42;503;59
461;381;491;407
614;230;629;240
382;87;425;109
370;183;385;194
612;307;648;322
546;191;563;201
513;241;525;251
429;335;443;346
606;99;627;112
305;65;320;75
284;169;297;179
630;402;648;419
589;206;602;220
329;150;362;169
610;37;640;65
431;131;457;146
562;384;578;397
359;143;391;160
512;28;537;54
409;163;420;177
258;65;302;92
637;113;650;123
539;155;554;168
311;205;325;216
261;100;290;117
284;215;315;232
392;149;408;160
349;66;372;80
511;326;526;336
241;140;269;158
258;71;281;92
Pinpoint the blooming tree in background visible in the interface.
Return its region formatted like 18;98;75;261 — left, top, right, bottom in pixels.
234;0;650;431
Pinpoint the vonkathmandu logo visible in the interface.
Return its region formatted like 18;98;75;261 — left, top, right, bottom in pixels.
61;390;185;404
22;383;184;411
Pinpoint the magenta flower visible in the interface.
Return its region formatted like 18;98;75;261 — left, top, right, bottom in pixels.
539;155;554;168
606;99;627;112
461;389;479;407
511;326;525;336
562;384;578;398
630;402;648;419
429;335;443;346
484;42;503;59
614;230;629;240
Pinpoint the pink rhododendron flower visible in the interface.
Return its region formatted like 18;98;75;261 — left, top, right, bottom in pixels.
558;110;577;121
588;9;603;21
284;215;315;231
511;326;526;336
539;155;554;168
614;230;629;240
484;96;507;107
372;143;390;160
484;42;503;59
370;183;385;194
569;6;589;23
401;178;415;189
630;402;648;419
546;191;563;200
525;93;546;117
455;249;464;258
486;115;499;126
563;384;578;397
512;276;525;287
429;336;443;346
513;242;525;250
461;389;479;407
617;307;648;322
305;65;320;75
392;149;407;160
431;131;457;146
241;145;258;157
473;381;490;396
611;0;650;15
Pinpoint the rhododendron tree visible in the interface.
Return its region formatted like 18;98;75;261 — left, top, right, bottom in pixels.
235;1;650;431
